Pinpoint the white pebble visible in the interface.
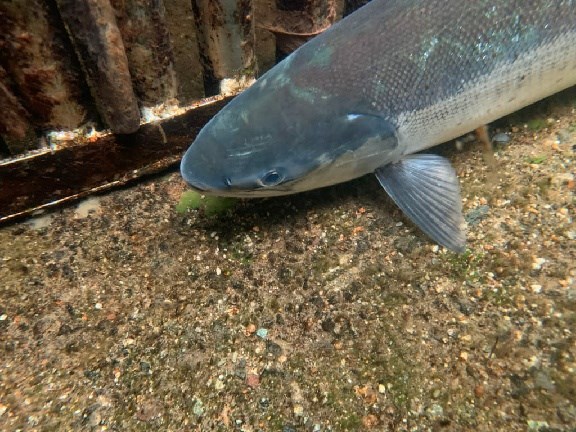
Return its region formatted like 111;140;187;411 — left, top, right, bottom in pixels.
532;258;546;270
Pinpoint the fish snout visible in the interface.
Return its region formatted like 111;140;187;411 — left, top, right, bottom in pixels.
180;146;220;192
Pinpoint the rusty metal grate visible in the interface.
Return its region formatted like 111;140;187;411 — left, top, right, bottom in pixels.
0;0;365;224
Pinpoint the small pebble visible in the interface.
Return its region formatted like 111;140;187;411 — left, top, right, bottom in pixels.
527;420;549;432
214;379;225;390
492;132;511;145
533;370;555;391
139;361;151;373
193;399;204;416
246;374;260;388
427;404;444;419
532;258;546;270
256;328;268;339
362;414;379;428
465;205;490;226
474;384;485;398
530;284;542;293
245;324;256;335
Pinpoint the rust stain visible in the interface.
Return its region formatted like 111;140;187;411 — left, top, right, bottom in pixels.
0;66;31;139
0;0;90;131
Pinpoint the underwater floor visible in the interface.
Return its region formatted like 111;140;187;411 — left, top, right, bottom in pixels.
1;93;575;431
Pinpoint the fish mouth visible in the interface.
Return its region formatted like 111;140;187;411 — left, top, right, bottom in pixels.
195;159;352;197
187;183;207;193
182;174;300;198
180;169;210;193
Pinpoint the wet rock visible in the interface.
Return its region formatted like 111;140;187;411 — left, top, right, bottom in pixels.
140;361;151;374
266;340;283;357
510;374;530;398
82;403;102;426
426;403;444;419
533;370;555;391
32;315;60;339
457;299;475;316
246;373;260;388
192;399;204;416
84;370;100;380
492;132;511;145
321;317;335;333
57;323;73;335
234;358;246;379
465;205;490;226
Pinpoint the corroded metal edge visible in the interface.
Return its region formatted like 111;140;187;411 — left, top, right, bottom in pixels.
0;95;233;226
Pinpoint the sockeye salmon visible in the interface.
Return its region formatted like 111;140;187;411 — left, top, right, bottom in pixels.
181;0;576;252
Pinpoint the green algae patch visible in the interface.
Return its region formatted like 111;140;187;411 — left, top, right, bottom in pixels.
526;155;547;164
526;118;547;131
176;190;236;216
176;190;203;213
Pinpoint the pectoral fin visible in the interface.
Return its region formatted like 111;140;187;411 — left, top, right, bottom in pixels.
374;154;466;253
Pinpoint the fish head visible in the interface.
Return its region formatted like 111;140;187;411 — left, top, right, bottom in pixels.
181;56;398;197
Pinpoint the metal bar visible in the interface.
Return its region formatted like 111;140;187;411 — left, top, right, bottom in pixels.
163;0;205;104
258;0;344;55
56;0;141;134
0;96;233;225
110;0;179;105
192;0;256;95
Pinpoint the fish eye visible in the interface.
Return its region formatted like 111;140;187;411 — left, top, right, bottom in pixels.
260;169;284;187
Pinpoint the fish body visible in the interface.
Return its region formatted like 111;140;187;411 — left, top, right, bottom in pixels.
181;0;576;251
